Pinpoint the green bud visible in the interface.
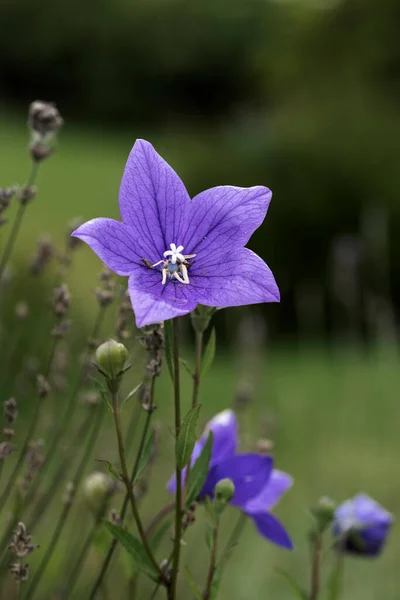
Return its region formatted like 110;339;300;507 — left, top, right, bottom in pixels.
214;478;235;504
83;471;114;513
95;339;129;392
311;496;337;534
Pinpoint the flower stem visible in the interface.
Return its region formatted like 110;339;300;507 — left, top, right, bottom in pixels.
192;330;203;409
204;522;219;600
110;389;167;586
24;404;105;600
170;318;182;600
89;380;156;600
310;534;323;600
0;161;39;282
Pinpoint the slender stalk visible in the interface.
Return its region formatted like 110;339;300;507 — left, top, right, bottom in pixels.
191;330;203;409
89;379;156;599
222;513;247;558
110;389;166;585
204;523;219;600
310;534;323;600
24;405;105;600
0;161;39;281
170;318;182;600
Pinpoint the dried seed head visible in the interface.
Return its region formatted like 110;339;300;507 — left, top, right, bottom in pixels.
4;398;18;423
9;522;38;559
30;235;54;276
182;502;197;530
0;186;17;213
257;438;274;454
3;428;15;441
15;301;29;320
66;217;84;251
9;562;30;582
25;440;45;478
63;481;75;506
51;319;72;339
52;284;70;318
28;101;63;137
37;374;51;398
0;441;13;460
19;185;37;206
115;287;133;340
110;509;123;526
96;288;115;308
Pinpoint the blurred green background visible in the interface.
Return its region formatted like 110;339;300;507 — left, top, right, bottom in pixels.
0;0;399;598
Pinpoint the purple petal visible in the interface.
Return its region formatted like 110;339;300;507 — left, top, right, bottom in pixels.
190;248;279;307
335;494;393;530
180;185;272;260
128;269;197;328
118;140;191;262
167;410;238;495
250;512;293;549
201;454;273;506
71;218;140;275
244;470;293;515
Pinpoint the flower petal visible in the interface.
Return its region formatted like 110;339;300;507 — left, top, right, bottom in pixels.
190;247;279;307
71;218;140;275
244;470;293;515
200;454;273;506
128;270;197;328
180;185;272;260
119;140;191;262
250;512;293;549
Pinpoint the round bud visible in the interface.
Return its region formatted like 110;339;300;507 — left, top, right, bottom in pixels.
95;339;129;382
311;496;337;534
214;478;235;503
83;472;113;513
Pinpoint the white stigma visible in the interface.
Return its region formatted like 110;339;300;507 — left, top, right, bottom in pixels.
163;243;185;264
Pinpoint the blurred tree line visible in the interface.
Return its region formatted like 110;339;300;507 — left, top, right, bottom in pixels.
1;0;399;342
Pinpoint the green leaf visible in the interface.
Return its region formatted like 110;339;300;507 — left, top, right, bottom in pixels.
200;328;216;377
210;564;222;600
92;526;112;556
185;431;214;507
103;521;159;582
133;428;156;485
325;557;344;600
179;357;193;376
121;382;143;407
93;379;112;411
176;404;202;469
205;520;214;550
184;566;203;600
95;459;122;481
164;320;174;381
275;568;308;600
149;519;172;553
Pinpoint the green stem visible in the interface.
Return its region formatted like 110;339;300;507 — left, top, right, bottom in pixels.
310;534;323;600
170;318;182;600
111;389;167;586
221;513;247;560
24;405;105;600
0;161;39;282
89;379;156;600
191;330;203;409
204;522;219;600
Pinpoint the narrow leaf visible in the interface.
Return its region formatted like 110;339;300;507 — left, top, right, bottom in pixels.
121;382;143;407
179;357;193;376
164;320;174;381
132;428;156;485
149;519;172;553
210;564;222;600
200;328;216;377
275;568;308;600
185;431;214;507
176;404;202;469
95;460;122;481
184;566;203;600
103;521;158;582
325;556;344;600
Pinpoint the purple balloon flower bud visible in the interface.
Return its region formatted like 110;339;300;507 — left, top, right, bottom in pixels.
71;140;279;327
333;493;393;557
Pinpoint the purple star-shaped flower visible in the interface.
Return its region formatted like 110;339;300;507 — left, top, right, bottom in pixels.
72;140;279;327
333;493;393;557
167;409;293;549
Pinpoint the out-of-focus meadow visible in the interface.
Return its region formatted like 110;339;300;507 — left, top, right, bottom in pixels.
0;0;400;598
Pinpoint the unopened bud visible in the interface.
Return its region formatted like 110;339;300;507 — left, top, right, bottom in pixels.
83;472;114;513
311;497;337;534
95;339;129;392
214;478;235;504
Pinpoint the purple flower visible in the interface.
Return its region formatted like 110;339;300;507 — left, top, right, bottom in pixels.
72;140;279;327
167;409;293;549
333;493;393;557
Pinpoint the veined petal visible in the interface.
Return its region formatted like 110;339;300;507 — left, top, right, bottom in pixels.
180;185;272;260
190;248;279;307
250;513;293;549
244;470;293;515
200;454;273;506
128;269;196;328
71;218;140;275
119;140;191;261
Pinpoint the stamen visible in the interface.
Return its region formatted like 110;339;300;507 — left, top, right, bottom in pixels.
180;263;190;284
173;271;189;285
162;270;167;285
152;259;164;267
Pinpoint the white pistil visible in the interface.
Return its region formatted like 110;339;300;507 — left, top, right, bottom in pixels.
163;243;185;264
150;242;196;285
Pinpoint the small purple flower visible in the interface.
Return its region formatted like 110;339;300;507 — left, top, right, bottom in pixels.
72;140;279;327
333;493;393;557
167;409;293;549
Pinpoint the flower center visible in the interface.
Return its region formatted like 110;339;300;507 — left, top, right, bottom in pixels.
151;242;196;286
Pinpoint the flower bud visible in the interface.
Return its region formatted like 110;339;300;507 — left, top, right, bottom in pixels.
214;478;235;504
83;472;114;513
95;339;129;392
311;496;337;534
